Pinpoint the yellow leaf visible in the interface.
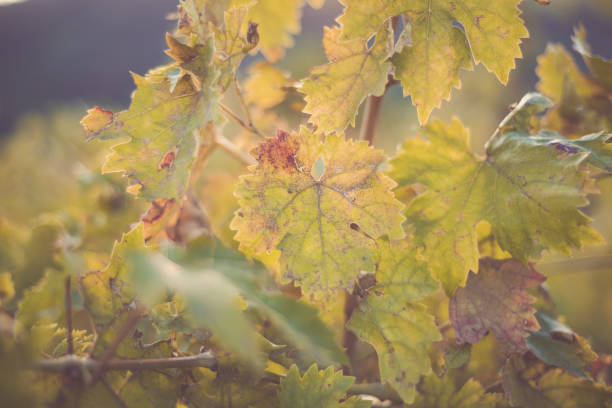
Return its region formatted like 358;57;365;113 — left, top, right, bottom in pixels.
301;23;393;134
231;128;404;299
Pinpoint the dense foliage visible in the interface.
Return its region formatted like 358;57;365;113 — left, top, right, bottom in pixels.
1;0;612;407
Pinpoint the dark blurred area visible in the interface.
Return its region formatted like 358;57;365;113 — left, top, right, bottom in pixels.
0;0;176;137
1;0;611;141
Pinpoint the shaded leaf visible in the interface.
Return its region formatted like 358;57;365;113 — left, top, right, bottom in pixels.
502;355;612;408
301;24;393;134
536;28;612;137
347;239;440;403
279;364;370;408
526;312;597;378
410;373;502;408
449;258;545;353
444;343;472;369
80;224;146;328
389;93;603;294
231;128;404;299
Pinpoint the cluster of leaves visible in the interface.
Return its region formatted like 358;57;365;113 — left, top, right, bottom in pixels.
2;0;612;407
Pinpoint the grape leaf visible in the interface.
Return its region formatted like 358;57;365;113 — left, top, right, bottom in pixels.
347;239;440;403
389;93;603;294
338;0;529;124
391;22;472;125
16;269;68;329
526;312;597;378
410;374;502;408
279;364;370;408
536;28;612;137
211;4;259;90
245;62;292;109
502;356;612;408
231;128;404;299
81;34;219;200
131;239;347;367
301;23;393;134
129;251;262;368
237;0;305;62
80;224;146;328
449;258;545;353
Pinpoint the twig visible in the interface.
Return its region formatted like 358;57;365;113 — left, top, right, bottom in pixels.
65;276;74;355
215;134;256;166
218;103;264;139
234;75;254;128
91;307;143;381
33;351;217;373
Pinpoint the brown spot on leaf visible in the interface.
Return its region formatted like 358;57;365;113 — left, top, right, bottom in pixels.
158;150;177;171
252;129;299;171
474;15;485;29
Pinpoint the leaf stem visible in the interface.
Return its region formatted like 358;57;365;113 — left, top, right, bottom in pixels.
219;102;264;139
215;134;256;166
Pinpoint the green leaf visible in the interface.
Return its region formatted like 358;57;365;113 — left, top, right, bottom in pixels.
231;128;404;299
81;35;219;200
391;22;472;125
526;312;597;378
572;26;612;91
449;258;545;353
129;251;263;368
502;355;612;408
80;224;146;328
162;239;347;366
444;343;472;370
279;364;370;408
16;269;67;329
410;374;502;408
301;23;393;134
389;93;603;294
338;0;529;124
347;239;440;403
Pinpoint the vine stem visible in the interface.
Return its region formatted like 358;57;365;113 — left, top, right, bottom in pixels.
34;352;217;372
90;306;143;381
65;276;74;355
219;102;264;139
358;95;384;144
215;133;256;166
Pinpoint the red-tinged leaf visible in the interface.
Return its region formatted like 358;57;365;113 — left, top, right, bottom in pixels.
449;258;545;353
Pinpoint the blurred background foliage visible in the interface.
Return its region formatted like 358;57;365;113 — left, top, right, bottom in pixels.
1;0;612;358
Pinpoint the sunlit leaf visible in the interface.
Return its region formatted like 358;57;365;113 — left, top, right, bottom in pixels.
389;93;603;294
232;128;404;299
301;24;393;134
